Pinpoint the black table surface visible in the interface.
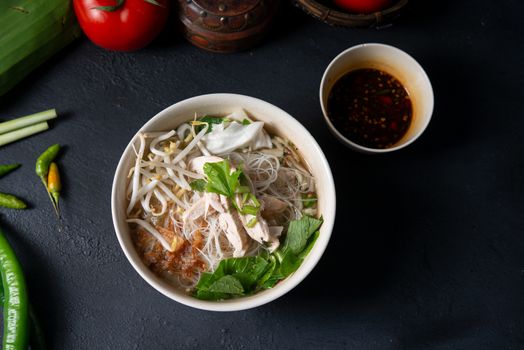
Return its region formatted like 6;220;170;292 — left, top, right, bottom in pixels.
1;0;523;349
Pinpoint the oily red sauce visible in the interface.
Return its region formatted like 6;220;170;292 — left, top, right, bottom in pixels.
327;68;413;149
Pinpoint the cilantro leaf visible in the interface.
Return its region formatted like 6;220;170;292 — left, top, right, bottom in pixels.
203;160;242;198
195;116;226;133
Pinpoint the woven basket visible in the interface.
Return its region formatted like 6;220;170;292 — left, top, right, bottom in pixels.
292;0;409;28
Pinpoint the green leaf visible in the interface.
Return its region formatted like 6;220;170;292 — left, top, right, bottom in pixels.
283;215;323;255
195;289;227;301
194;216;324;298
221;257;268;288
260;275;281;289
241;119;251;125
195;272;218;290
260;217;323;288
278;251;302;276
195;256;269;299
207;275;244;294
190;179;207;192
203;160;242;198
195;116;225;133
93;0;124;11
256;255;277;289
236;185;251;194
299;231;319;260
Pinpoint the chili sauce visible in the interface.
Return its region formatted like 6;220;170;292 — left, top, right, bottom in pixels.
327;68;413;149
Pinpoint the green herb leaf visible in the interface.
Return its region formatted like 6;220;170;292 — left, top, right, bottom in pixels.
226;257;268;289
195;272;218;290
298;230;320;260
190;179;207;192
236;185;251;194
195;256;269;299
283;215;323;255
194;214;324;299
203;160;242;198
207;275;244;294
195;116;225;133
256;255;278;289
241;119;251;125
278;250;302;276
195;290;228;300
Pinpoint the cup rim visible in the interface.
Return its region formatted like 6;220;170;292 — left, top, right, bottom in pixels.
319;43;434;154
111;93;337;311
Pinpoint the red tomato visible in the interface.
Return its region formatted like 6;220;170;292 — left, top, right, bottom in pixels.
334;0;391;14
73;0;169;51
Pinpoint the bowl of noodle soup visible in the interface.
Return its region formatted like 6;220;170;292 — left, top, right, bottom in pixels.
112;94;336;311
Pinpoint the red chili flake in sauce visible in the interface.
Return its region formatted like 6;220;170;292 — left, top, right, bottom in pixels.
328;68;413;149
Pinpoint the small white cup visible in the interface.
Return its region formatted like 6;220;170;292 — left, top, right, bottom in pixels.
320;43;434;153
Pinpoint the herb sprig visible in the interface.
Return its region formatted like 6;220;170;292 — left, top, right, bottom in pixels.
195;215;323;300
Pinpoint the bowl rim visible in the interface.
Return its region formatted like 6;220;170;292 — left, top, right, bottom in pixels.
111;93;336;311
319;43;434;154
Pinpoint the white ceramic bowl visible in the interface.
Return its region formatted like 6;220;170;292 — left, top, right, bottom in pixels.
111;93;336;311
320;43;434;153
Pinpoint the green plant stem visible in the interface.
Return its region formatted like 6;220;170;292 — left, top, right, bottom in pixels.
0;122;48;147
0;109;56;135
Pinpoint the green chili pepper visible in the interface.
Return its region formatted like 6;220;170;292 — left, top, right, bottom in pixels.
0;228;29;350
0;193;26;209
0;164;20;178
0;284;46;350
35;144;60;181
35;144;60;215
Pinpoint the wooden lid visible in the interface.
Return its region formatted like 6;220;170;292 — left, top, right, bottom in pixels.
178;0;280;53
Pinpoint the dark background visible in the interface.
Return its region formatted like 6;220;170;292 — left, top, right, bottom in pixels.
1;0;523;349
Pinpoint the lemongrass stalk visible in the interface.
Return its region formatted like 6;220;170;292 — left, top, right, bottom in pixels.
0;122;48;147
0;109;56;135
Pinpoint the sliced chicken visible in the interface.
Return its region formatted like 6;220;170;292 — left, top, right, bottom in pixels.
218;196;250;257
218;211;250;257
187;155;277;253
233;196;281;251
182;192;224;222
